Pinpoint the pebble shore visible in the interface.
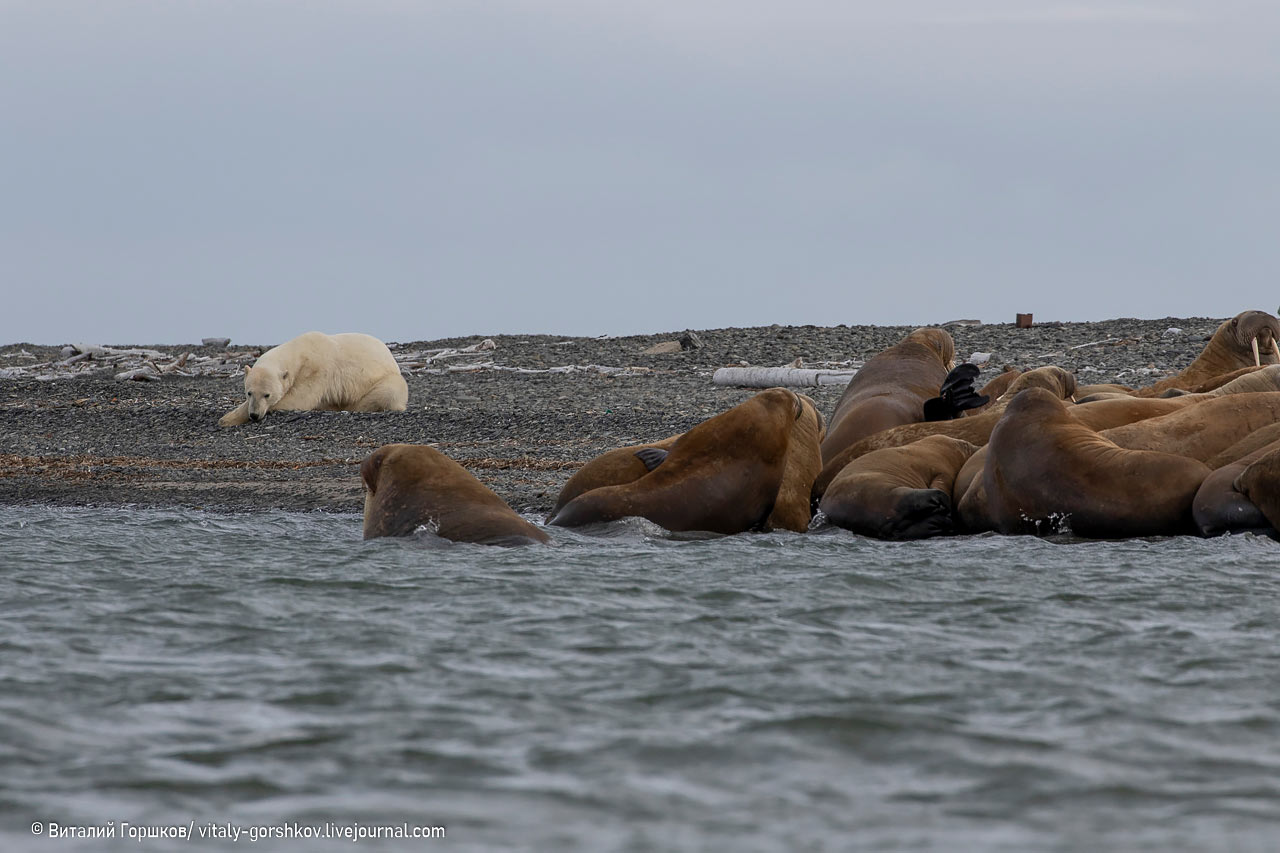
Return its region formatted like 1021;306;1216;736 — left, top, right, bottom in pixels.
0;317;1228;515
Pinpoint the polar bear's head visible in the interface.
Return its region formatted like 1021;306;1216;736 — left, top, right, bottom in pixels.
242;364;289;422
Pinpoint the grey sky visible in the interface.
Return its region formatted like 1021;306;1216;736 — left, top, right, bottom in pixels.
3;1;1278;344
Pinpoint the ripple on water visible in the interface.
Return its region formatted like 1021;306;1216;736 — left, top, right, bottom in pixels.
2;505;1280;850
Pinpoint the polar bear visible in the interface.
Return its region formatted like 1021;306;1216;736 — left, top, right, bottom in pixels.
218;331;408;427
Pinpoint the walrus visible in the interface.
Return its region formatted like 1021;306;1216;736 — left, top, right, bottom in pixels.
953;448;996;534
955;379;1280;534
819;435;979;540
1135;310;1280;396
548;434;682;520
1075;383;1137;400
951;373;1280;533
1164;365;1265;395
549;388;804;534
955;394;1208;533
1099;392;1280;463
1206;420;1280;469
820;328;955;466
982;388;1210;537
762;393;826;532
1233;446;1280;532
361;443;549;545
812;366;1077;501
1192;438;1280;536
550;394;825;533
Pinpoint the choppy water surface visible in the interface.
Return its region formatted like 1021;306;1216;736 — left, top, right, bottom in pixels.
2;506;1279;851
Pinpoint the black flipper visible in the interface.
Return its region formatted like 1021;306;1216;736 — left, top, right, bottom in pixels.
634;448;668;472
922;396;956;422
922;363;990;421
938;362;982;396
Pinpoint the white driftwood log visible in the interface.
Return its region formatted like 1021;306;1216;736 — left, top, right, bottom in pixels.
712;367;858;388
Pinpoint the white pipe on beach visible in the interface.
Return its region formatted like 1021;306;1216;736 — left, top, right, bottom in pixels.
711;367;857;388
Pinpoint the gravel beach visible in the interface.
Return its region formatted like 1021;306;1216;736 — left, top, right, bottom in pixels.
0;317;1231;516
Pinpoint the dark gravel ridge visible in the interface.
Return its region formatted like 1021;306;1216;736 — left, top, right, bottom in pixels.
0;317;1231;515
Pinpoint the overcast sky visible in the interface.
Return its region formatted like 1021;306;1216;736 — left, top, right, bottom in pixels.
3;1;1279;344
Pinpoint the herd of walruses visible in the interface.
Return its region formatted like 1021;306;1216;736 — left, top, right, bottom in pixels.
230;311;1280;545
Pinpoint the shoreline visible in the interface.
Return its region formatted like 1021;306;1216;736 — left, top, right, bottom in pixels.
0;317;1228;516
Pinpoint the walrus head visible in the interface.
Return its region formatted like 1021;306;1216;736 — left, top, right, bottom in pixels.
1225;311;1280;367
1002;385;1072;421
997;366;1078;403
905;328;956;370
795;393;827;442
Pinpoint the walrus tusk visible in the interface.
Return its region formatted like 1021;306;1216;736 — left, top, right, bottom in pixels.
1252;337;1261;367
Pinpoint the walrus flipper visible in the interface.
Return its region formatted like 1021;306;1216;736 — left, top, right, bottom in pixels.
923;363;989;421
922;397;957;422
634;448;668;471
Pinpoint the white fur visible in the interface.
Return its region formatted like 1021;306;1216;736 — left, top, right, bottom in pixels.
218;332;407;426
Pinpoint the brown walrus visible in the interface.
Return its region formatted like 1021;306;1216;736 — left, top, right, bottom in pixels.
549;388;807;534
1233;446;1280;532
954;369;1280;530
819;435;979;540
812;366;1077;501
360;443;549;545
953;449;996;535
954;393;1201;533
982;388;1210;537
1205;420;1280;469
1168;365;1266;394
549;434;682;520
1192;438;1280;536
819;328;955;466
548;394;825;532
763;394;826;532
1135;310;1280;396
1100;392;1280;463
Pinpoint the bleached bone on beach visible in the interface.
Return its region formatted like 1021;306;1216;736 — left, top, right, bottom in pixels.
69;344;170;361
418;361;653;377
1037;338;1124;359
114;366;161;381
394;340;499;372
711;367;858;388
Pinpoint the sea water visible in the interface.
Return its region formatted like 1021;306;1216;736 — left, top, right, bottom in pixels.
1;505;1278;852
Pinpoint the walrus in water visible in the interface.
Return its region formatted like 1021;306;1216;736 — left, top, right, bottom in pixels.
361;444;549;545
819;435;979;540
982;388;1210;537
549;388;805;534
548;434;682;520
819;328;955;466
761;393;826;532
550;393;825;533
1135;310;1280;396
